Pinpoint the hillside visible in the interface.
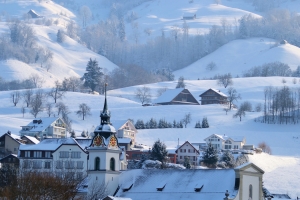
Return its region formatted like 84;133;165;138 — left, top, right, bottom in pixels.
174;38;300;79
0;0;118;86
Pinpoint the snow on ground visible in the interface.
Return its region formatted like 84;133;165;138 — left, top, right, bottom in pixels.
125;0;261;42
174;38;300;80
0;0;118;86
1;77;300;196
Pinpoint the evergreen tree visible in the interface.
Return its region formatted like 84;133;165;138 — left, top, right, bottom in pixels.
135;119;144;129
149;118;157;129
221;150;235;168
202;143;218;168
173;120;177;128
183;156;191;169
144;122;149;129
81;58;104;92
202;117;209;128
195;121;202;128
150;139;168;168
70;130;76;138
81;130;87;138
158;119;164;129
167;122;172;128
56;29;65;43
178;121;183;128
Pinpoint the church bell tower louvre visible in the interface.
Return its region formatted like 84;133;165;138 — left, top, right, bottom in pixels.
87;83;123;196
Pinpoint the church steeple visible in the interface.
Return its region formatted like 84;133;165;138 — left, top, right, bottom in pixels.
100;83;111;125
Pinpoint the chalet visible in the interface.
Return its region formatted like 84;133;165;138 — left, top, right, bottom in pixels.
27;9;42;18
204;134;246;150
112;119;137;149
199;88;228;105
182;13;196;20
175;141;200;166
153;88;199;105
19;117;66;139
0;131;24;158
115;162;265;200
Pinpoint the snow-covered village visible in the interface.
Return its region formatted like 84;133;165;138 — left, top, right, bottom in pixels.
0;0;300;199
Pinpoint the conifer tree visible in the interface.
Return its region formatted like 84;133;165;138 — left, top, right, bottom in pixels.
183;157;191;169
222;150;235;168
149;118;157;129
202;117;209;128
81;58;103;92
150;139;168;168
202;143;218;168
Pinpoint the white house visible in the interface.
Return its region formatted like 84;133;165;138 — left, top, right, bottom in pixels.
175;141;200;166
112;119;137;149
18;138;88;180
19;117;66;139
115;162;264;200
204;134;246;150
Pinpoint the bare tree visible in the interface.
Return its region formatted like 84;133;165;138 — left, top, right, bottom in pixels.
48;81;65;103
144;28;153;36
45;102;53;117
76;103;91;120
176;76;185;88
233;106;246;121
30;89;44;118
22;89;33;107
10;91;21;106
135;86;152;105
181;113;191;128
29;74;44;88
227;87;241;109
217;73;233;88
21;106;26;117
206;61;217;71
223;107;230;115
79;5;92;28
258;142;272;154
66;21;78;39
55;102;69;116
86;180;108;200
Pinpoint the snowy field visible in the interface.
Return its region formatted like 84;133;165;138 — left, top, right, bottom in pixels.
0;77;300;197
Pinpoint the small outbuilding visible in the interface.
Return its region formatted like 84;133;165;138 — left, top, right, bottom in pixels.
153;88;199;105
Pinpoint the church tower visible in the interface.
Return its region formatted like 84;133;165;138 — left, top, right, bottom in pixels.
87;84;122;196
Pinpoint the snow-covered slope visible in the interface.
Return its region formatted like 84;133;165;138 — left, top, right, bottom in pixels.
0;0;118;86
174;38;300;80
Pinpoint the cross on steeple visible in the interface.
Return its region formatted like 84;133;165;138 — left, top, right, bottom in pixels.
100;83;111;125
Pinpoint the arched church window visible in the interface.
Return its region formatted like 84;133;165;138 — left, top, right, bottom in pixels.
95;157;100;170
249;184;252;199
110;157;115;171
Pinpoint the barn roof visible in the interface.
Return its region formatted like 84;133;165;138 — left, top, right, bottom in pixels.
199;88;227;97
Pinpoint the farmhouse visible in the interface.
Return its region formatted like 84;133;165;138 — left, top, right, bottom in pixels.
153;88;199;105
199;88;228;105
19;117;66;139
204;134;246;150
175;141;200;166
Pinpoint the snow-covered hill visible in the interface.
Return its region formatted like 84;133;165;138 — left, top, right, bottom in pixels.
0;0;118;86
174;38;300;79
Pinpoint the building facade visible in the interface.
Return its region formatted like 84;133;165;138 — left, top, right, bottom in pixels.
204;134;246;150
175;141;200;166
199;88;228;105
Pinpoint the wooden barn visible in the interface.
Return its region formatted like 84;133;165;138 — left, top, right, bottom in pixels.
199;88;228;105
153;88;199;105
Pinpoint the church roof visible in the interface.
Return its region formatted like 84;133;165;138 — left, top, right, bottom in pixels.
116;169;238;200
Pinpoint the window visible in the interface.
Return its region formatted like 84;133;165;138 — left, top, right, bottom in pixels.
44;161;51;169
184;149;186;153
110;158;115;171
59;151;69;158
45;151;51;158
234;145;238;149
65;161;75;169
180;149;182;152
95;157;100;170
56;161;63;169
23;160;30;168
249;184;252;199
32;161;42;169
188;149;190;153
25;151;30;157
34;151;42;158
77;161;84;169
180;156;182;159
71;151;81;158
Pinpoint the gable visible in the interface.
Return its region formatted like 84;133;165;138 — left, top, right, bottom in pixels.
244;167;259;173
200;88;227;97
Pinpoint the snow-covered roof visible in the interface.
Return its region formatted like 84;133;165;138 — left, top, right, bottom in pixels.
19;138;80;151
205;134;245;142
75;138;92;149
200;88;227;97
21;117;62;132
22;135;40;144
111;120;128;130
116;169;237;200
152;88;184;104
176;141;200;153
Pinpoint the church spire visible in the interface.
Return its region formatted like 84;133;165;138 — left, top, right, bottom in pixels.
100;83;111;125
